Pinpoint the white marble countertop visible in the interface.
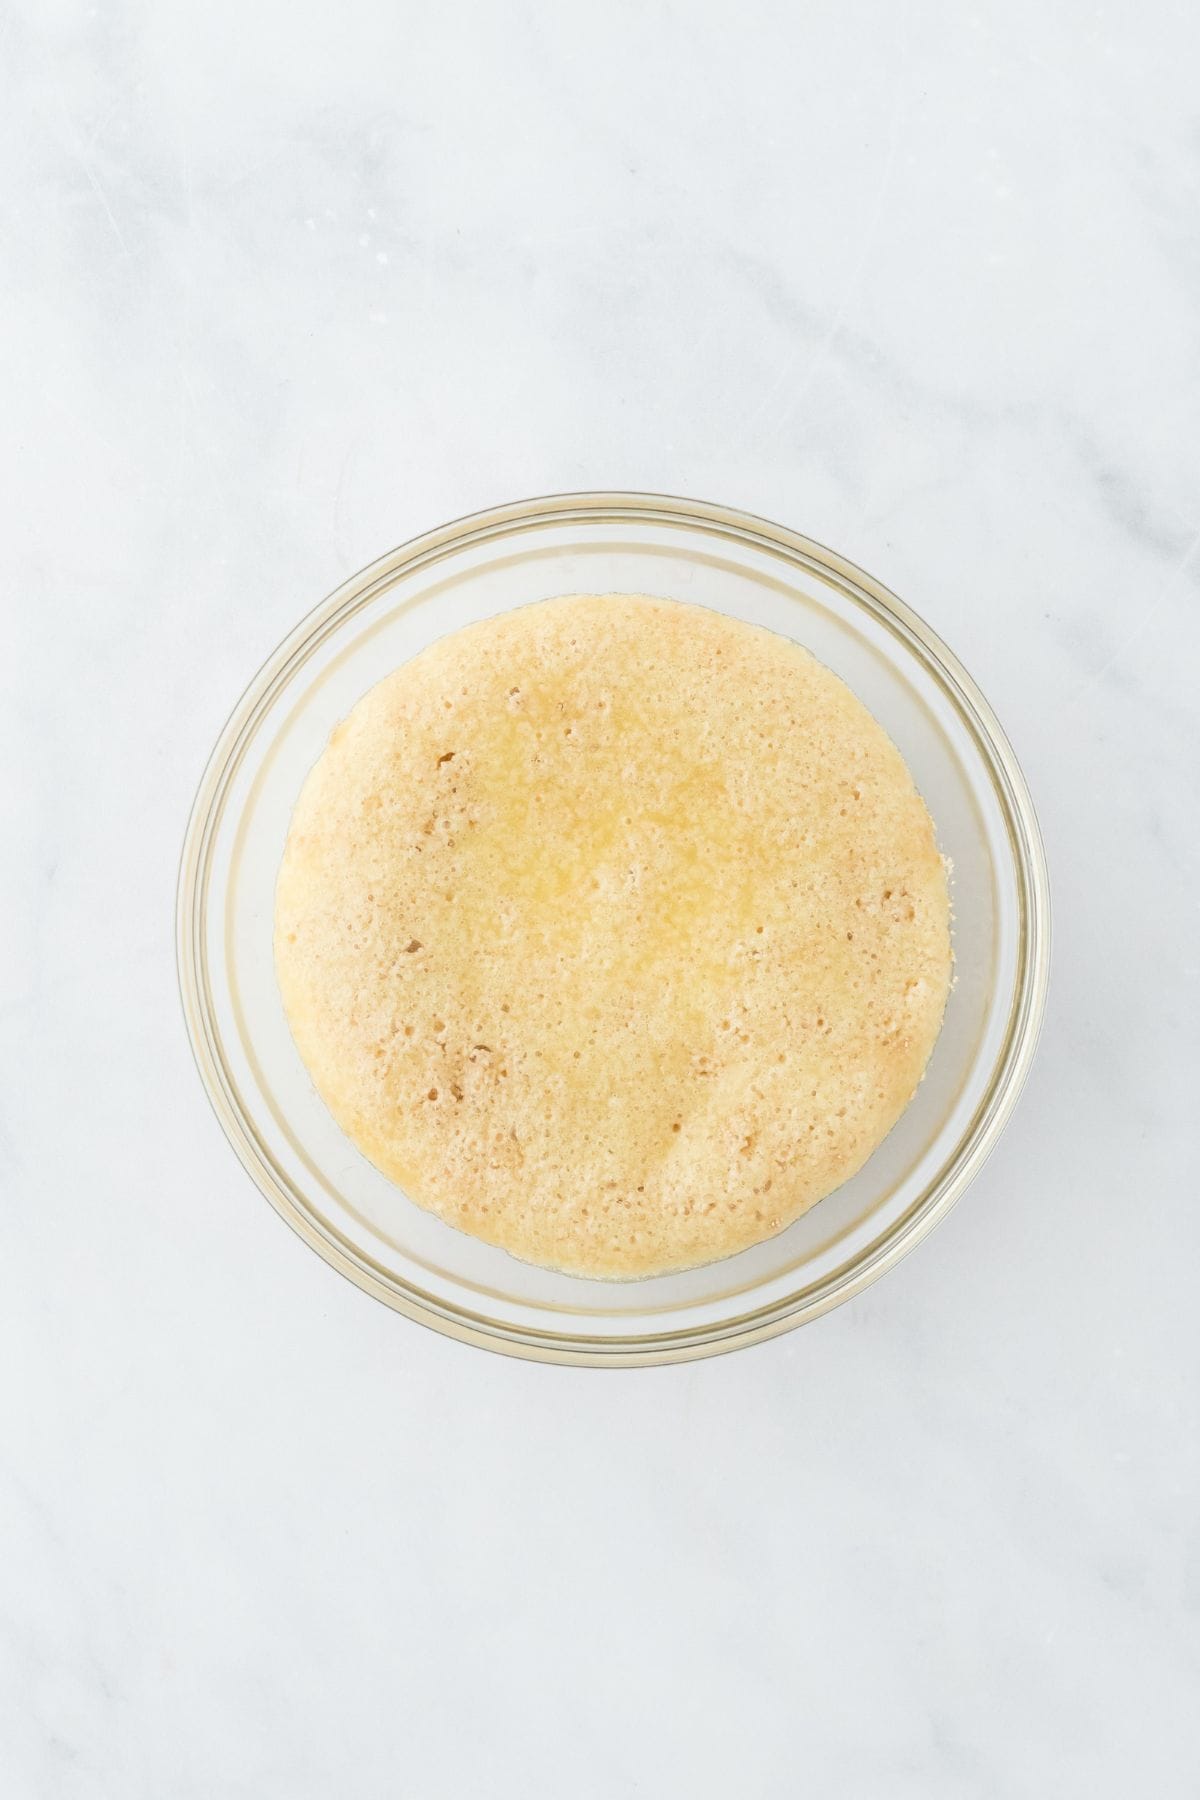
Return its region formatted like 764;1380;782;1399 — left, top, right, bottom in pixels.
3;2;1198;1793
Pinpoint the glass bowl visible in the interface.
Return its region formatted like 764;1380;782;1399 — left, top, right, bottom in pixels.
177;492;1049;1365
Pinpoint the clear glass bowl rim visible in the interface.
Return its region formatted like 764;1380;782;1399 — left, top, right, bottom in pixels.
176;490;1051;1366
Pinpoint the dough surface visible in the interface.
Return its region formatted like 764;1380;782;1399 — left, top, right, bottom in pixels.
275;594;951;1277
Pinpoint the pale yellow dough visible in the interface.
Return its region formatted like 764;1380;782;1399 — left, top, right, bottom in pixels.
275;594;951;1278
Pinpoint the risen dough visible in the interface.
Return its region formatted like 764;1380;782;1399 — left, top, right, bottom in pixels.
275;594;951;1278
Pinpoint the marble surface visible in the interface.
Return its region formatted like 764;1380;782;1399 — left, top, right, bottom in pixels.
2;1;1199;1793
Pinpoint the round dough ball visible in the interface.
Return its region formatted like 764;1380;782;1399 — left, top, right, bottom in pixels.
275;594;951;1278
